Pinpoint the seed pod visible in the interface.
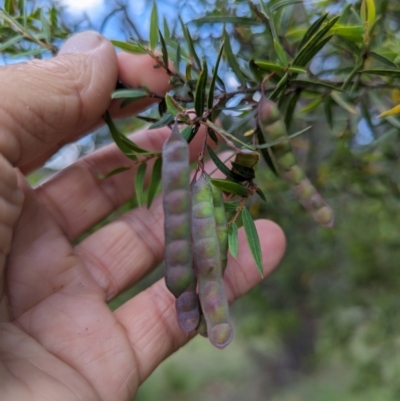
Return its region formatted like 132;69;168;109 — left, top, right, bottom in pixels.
258;95;334;228
162;123;195;298
191;173;233;349
175;280;200;333
209;180;228;274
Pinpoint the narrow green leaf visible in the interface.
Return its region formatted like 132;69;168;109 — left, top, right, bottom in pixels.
149;112;175;129
195;59;208;117
330;91;357;114
210;179;249;197
291;79;343;91
103;111;150;158
294;16;339;67
255;126;311;149
0;35;24;51
206;120;254;149
111;40;146;54
112;89;148;100
135;163;147;208
299;97;323;114
273;39;288;65
369;52;398;68
165;94;184;116
181;125;199;143
207;145;244;181
298;13;328;51
256;188;267;202
228;223;239;258
254;60;285;73
269;0;303;13
40;9;51;43
147;157;162;208
208;40;224;110
192;16;262;25
223;28;247;84
360;68;400;77
242;207;263;276
163;18;170;40
284;90;302;131
179;17;201;70
149;2;158;51
158;29;169;68
101;166;131;179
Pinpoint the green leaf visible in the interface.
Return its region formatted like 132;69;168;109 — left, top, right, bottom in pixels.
269;0;303;13
208;40;224;110
284;90;302;131
0;35;24;51
223;28;247;84
135;163;147;208
111;40;146;54
255;126;311;149
149;112;175;129
206;120;254;149
179;17;201;70
297;13;328;51
103;112;151;159
228;223;239;258
158;29;169;68
192;16;262;26
360;68;400;77
369;52;398;68
330;91;357;114
100;166;131;179
324;96;333;129
230;162;255;180
294;15;339;67
112;89;148;100
149;2;158;51
273;39;288;65
165;94;184;116
195;59;208;117
181;125;198;143
210;179;249;197
242;207;263;276
207;145;244;181
147;157;162;208
256;188;267;202
40;9;51;43
291;79;343;91
331;24;364;40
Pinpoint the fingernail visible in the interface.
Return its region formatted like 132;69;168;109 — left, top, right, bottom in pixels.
58;31;105;55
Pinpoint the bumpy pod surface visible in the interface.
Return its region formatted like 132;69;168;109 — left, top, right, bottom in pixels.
191;173;233;349
257;95;334;228
162;124;195;298
175;280;200;333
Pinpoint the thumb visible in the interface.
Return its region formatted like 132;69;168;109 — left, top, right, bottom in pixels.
0;31;118;170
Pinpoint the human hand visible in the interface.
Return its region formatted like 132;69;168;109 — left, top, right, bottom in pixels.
0;32;286;401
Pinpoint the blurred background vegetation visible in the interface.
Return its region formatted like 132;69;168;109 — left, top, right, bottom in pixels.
2;0;400;399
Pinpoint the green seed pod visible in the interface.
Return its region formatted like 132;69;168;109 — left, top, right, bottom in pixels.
162;123;195;298
257;95;334;228
191;173;233;349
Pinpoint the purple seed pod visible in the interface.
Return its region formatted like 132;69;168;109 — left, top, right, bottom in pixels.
162;123;195;298
257;95;334;228
175;279;200;333
191;173;233;349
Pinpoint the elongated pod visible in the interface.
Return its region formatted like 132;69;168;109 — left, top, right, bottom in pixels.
191;173;233;349
257;95;334;228
162;123;195;298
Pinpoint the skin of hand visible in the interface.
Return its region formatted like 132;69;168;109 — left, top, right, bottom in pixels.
0;31;286;401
